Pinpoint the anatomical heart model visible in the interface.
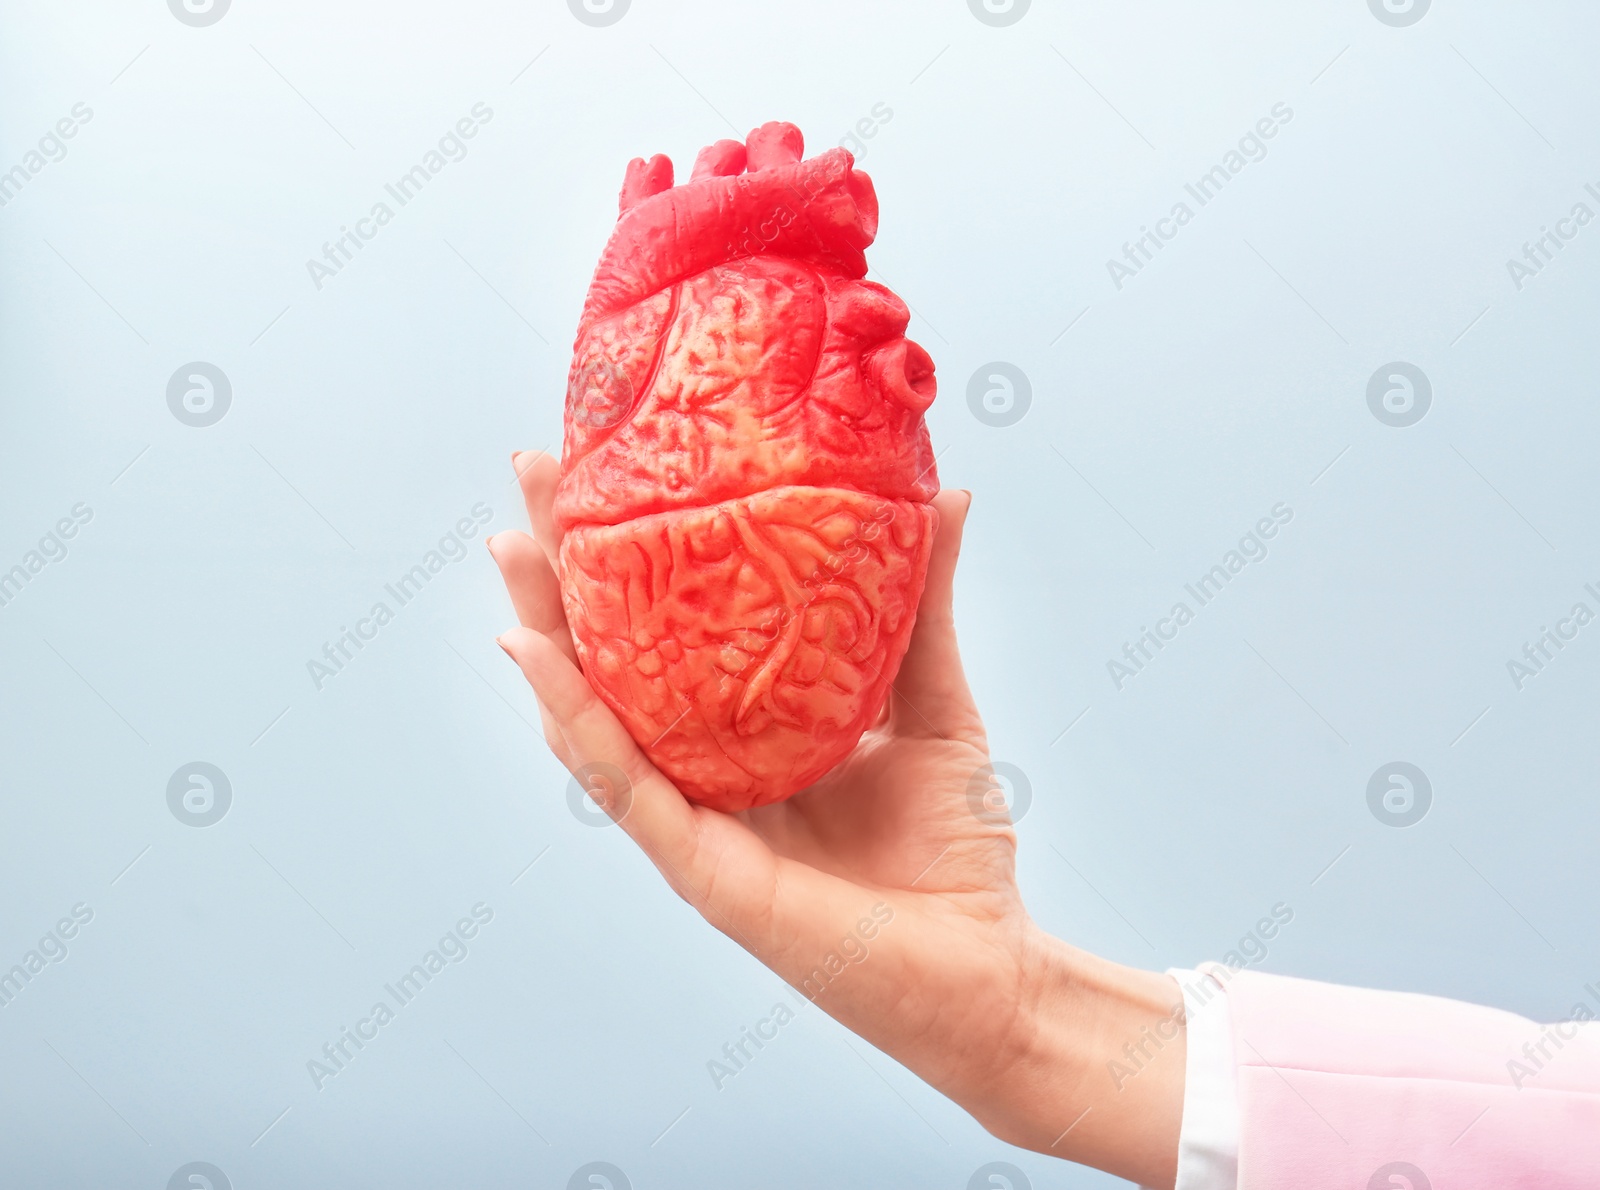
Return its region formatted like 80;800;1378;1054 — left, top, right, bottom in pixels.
555;121;940;812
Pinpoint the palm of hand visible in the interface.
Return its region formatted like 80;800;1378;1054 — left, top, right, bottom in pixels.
743;724;1008;899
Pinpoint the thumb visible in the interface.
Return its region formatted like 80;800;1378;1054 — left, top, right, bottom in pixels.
889;489;985;745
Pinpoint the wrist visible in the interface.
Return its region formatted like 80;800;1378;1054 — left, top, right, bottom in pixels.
973;926;1186;1188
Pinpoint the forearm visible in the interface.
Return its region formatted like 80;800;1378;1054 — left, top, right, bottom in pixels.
968;928;1187;1189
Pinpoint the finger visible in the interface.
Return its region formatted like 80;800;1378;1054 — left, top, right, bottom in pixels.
487;530;578;665
512;450;563;568
890;489;986;745
496;626;765;908
520;687;574;771
536;698;575;768
487;525;579;754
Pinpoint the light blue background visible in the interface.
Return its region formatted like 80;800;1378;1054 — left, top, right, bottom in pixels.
2;1;1597;1186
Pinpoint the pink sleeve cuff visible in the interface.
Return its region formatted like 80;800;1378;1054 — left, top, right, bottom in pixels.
1226;969;1600;1188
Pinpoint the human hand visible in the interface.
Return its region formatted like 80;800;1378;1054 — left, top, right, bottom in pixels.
489;450;1184;1187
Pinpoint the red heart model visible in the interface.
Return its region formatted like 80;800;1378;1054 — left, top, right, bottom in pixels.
556;120;940;812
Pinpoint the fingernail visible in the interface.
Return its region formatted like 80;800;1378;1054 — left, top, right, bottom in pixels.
496;634;512;656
